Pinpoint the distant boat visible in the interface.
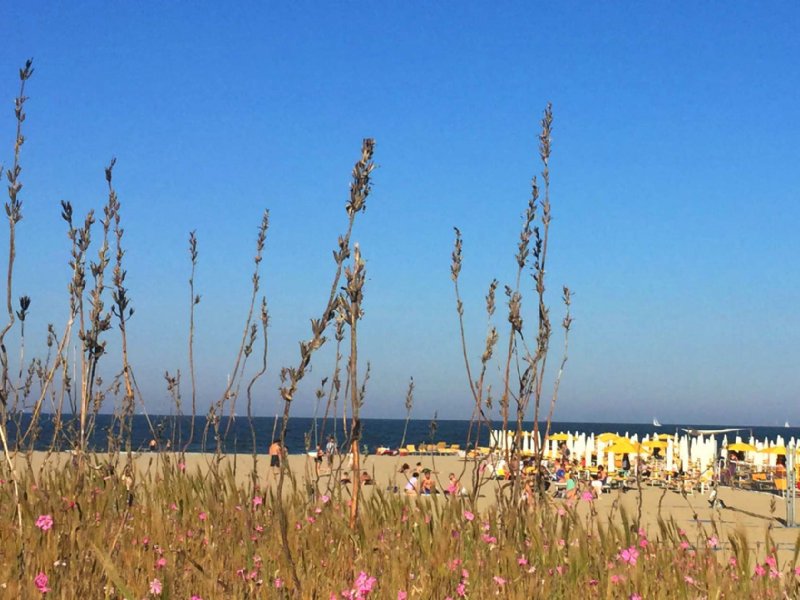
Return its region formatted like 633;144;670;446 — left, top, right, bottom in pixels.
653;418;661;427
785;421;790;428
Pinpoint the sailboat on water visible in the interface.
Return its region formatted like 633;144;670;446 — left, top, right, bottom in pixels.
785;421;790;428
653;418;661;427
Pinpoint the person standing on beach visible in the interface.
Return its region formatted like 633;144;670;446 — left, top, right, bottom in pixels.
269;440;282;477
326;435;336;466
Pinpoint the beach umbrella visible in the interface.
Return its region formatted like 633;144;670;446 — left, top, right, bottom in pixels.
666;438;675;471
657;433;674;440
605;440;645;455
642;439;668;450
679;436;690;471
597;432;620;442
760;446;799;455
548;432;572;441
727;442;757;452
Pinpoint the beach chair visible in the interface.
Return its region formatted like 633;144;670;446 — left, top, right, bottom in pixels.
406;444;417;455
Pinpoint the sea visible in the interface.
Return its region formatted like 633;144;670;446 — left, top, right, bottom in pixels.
3;414;797;455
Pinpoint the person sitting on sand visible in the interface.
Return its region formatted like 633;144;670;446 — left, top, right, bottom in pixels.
591;465;607;498
445;473;461;496
554;460;566;482
404;471;419;495
420;469;435;495
564;469;578;501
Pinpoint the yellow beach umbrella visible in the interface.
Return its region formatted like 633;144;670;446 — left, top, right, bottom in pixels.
605;440;643;454
657;433;674;440
727;442;757;452
597;432;621;442
643;439;668;449
548;432;572;441
760;446;799;455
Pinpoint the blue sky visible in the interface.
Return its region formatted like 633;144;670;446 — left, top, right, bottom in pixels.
1;3;798;424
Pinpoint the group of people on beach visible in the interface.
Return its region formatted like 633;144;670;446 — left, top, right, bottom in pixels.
397;462;464;496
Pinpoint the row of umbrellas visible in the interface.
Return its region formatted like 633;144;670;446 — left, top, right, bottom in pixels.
488;429;797;473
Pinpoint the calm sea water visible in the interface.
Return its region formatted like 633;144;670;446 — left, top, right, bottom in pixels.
5;414;797;454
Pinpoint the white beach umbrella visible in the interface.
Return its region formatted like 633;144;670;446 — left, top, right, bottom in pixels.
584;434;594;467
679;436;690;472
666;438;674;471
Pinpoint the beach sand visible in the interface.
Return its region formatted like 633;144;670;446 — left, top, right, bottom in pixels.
9;451;798;562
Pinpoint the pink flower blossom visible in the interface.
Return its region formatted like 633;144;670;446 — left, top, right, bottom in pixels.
252;496;263;507
493;576;506;586
630;595;642;600
397;592;407;600
321;494;331;503
456;582;466;597
610;574;625;584
198;511;207;521
754;564;766;577
34;572;50;594
794;565;800;576
463;510;474;521
155;557;167;569
149;578;162;595
36;514;54;531
275;578;284;588
190;596;203;600
517;556;528;566
679;541;690;550
708;535;719;548
684;575;694;584
618;546;639;566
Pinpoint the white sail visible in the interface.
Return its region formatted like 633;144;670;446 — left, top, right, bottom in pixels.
653;418;661;427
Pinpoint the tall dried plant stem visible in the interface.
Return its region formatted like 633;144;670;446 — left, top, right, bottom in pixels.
344;244;366;529
0;59;33;537
246;298;268;488
106;160;136;464
183;231;199;454
219;210;269;444
275;138;375;593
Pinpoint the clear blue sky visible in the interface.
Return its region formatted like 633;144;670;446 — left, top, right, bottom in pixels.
1;3;798;425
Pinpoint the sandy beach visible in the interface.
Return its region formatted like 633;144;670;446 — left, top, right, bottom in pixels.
9;450;796;563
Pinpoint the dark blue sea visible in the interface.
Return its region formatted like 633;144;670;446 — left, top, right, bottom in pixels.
4;414;797;455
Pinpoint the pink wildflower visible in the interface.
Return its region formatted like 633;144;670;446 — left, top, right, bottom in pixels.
155;557;167;569
149;578;162;595
252;496;263;507
610;574;625;584
275;578;284;588
463;510;474;521
794;565;800;576
493;576;506;586
397;592;407;600
456;582;466;597
684;575;694;584
708;535;719;548
680;541;690;550
517;556;528;566
754;564;766;577
618;546;639;566
35;514;54;531
190;596;203;600
321;494;331;503
34;572;50;594
198;511;207;521
630;595;642;600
